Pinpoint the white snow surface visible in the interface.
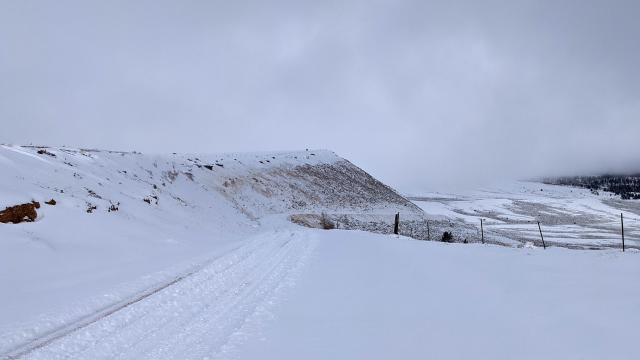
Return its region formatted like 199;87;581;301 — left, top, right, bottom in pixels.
0;145;416;357
4;229;639;360
236;231;640;360
2;145;639;359
411;181;640;249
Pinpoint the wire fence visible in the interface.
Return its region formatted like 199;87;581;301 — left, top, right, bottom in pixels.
326;211;638;252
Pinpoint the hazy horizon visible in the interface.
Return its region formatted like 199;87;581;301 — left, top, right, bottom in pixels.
2;0;639;193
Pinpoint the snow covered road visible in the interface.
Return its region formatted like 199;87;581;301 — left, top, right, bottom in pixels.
2;230;317;360
3;228;639;360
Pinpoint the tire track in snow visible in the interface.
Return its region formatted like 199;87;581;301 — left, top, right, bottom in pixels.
5;230;315;360
43;238;281;359
1;242;247;360
144;232;312;360
74;234;296;360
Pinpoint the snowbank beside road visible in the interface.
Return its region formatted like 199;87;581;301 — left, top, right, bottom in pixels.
238;230;640;360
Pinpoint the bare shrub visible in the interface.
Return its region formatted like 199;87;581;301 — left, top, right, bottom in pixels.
108;202;120;212
320;213;335;230
37;149;56;157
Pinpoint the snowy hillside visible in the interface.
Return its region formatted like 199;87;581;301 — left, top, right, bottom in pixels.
0;144;420;356
0;145;419;222
2;145;638;360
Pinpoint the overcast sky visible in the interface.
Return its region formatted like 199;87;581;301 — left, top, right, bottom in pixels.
1;0;639;192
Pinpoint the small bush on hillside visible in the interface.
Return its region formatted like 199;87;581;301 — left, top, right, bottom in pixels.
320;213;335;230
108;202;120;212
37;149;56;157
441;231;453;243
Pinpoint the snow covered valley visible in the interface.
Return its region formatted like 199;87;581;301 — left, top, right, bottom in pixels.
410;181;640;249
1;145;639;359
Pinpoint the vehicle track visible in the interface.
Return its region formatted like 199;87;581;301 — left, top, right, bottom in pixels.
2;230;316;360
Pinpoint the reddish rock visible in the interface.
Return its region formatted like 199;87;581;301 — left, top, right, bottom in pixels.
0;201;41;224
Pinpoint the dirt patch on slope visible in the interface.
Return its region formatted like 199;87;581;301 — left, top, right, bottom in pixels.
0;201;41;224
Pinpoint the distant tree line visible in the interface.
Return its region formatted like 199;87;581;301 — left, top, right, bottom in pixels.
543;175;640;200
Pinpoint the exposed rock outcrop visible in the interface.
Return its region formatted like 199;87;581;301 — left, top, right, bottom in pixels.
0;201;40;224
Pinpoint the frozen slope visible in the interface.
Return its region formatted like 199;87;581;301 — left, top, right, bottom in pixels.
0;145;420;355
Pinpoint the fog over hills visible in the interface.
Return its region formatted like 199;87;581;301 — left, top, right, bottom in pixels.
2;0;640;191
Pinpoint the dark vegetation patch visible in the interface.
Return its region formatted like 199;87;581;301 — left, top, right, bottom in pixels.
164;170;179;183
319;213;335;230
544;175;640;200
143;195;159;205
86;188;102;199
37;149;56;157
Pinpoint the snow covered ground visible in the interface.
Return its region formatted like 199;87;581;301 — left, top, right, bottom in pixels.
4;229;317;359
411;181;640;249
3;228;639;359
236;230;640;360
0;144;416;358
2;145;639;359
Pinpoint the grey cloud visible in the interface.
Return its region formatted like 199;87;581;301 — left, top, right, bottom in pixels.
1;0;639;192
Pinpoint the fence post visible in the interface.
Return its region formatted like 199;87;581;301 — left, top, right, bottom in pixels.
394;212;400;235
480;218;485;244
427;221;430;241
537;221;546;249
621;213;625;252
